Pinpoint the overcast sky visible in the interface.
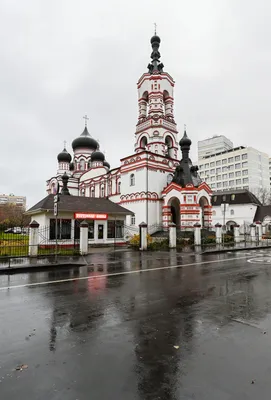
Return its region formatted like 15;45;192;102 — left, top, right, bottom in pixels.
1;0;271;208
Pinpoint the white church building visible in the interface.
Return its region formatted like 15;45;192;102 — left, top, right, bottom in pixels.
45;34;213;232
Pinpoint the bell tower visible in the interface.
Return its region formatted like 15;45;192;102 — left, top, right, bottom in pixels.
134;33;179;159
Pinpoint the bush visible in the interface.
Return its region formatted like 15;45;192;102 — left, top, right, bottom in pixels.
148;239;169;250
129;234;152;249
202;235;216;244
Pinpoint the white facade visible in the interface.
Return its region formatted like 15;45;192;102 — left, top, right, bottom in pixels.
198;146;270;193
212;204;258;231
198;135;233;159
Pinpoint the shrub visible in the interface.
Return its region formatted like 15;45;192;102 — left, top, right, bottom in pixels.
129;234;152;249
148;239;168;250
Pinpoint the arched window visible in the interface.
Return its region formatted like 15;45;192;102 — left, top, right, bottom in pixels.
118;181;121;194
140;136;148;149
80;188;85;196
91;187;95;197
130;174;135;186
101;185;105;197
230;209;234;215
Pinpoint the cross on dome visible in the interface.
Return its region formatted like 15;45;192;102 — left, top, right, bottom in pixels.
83;114;89;127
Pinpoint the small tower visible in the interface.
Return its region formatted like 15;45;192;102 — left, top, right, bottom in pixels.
134;33;178;159
57;145;72;175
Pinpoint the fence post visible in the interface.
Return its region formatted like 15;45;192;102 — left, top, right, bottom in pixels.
255;221;263;241
263;224;266;235
80;220;89;255
194;223;201;246
29;220;39;257
139;222;148;250
234;224;240;244
250;223;256;243
169;223;176;248
215;223;222;245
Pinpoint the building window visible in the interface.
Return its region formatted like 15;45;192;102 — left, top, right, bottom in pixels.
231;194;235;200
130;174;135;186
228;165;234;170
205;163;209;168
222;159;227;165
217;182;222;188
213;196;217;202
211;176;215;182
118;181;121;193
230;209;234;215
210;168;215;174
229;180;234;186
235;163;241;169
243;178;249;184
49;219;71;240
229;172;234;178
108;182;112;196
242;170;248;176
235;156;240;161
235;171;241;177
222;173;227;179
216;160;221;166
131;215;136;225
80;188;85;196
228;157;234;163
222;195;226;201
217;175;221;180
242;153;248;160
236;179;241;185
222;166;228;172
210;162;215;167
242;161;248;168
211;183;216;189
79;159;85;170
101;185;105;197
74;220;94;240
91;187;95;197
223;181;228;187
216;168;221;174
205;170;209;175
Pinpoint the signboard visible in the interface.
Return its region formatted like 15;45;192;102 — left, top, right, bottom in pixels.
54;195;59;203
54;203;58;216
74;212;108;220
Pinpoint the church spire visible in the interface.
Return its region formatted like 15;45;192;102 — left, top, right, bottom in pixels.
147;28;164;74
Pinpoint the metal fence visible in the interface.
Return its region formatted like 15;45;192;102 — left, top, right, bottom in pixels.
0;226;29;258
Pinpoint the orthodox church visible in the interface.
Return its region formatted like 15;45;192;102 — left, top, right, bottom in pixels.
46;34;212;230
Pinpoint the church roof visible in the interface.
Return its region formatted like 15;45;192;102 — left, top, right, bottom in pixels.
26;194;133;215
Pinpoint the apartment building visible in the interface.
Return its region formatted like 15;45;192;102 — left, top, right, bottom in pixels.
198;146;269;192
0;194;26;208
198;135;233;159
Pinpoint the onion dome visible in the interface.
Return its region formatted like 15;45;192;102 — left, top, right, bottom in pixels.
150;34;161;44
179;129;192;147
103;160;110;169
91;150;105;162
57;147;72;163
72;127;98;151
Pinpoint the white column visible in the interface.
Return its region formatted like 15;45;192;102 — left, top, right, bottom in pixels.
80;220;89;255
263;224;267;235
250;224;256;242
256;222;263;241
29;220;39;257
169;223;176;248
194;223;201;246
215;223;222;244
139;222;148;251
234;225;240;243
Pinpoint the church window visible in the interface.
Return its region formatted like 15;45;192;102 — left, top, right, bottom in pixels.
101;185;105;197
91;187;95;197
118;181;121;194
81;188;85;196
108;182;112;195
230;209;234;215
130;174;135;186
79;159;85;170
140;136;148;149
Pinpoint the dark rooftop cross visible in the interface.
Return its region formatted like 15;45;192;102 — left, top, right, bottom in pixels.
63;140;67;149
154;22;157;35
83;114;89;127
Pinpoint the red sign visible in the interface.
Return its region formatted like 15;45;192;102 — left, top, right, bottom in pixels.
74;212;108;220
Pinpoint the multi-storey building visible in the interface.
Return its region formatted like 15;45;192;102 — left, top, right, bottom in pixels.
198;146;269;193
0;194;26;208
198;135;233;159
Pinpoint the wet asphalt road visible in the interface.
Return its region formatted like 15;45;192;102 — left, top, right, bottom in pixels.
1;249;271;399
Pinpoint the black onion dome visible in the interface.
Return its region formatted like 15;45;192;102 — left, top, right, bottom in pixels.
72;127;98;150
57;148;72;163
179;130;192;147
151;35;161;44
91;150;105;162
103;160;110;169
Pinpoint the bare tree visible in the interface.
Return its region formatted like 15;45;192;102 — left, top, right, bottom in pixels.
251;188;271;205
0;204;30;228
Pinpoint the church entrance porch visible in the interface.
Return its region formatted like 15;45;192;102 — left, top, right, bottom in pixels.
199;196;212;228
169;197;181;228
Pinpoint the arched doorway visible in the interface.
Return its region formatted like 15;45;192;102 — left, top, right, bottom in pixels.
169;197;180;228
199;196;209;227
226;220;237;232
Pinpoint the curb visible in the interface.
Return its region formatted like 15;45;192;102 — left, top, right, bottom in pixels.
202;245;271;255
